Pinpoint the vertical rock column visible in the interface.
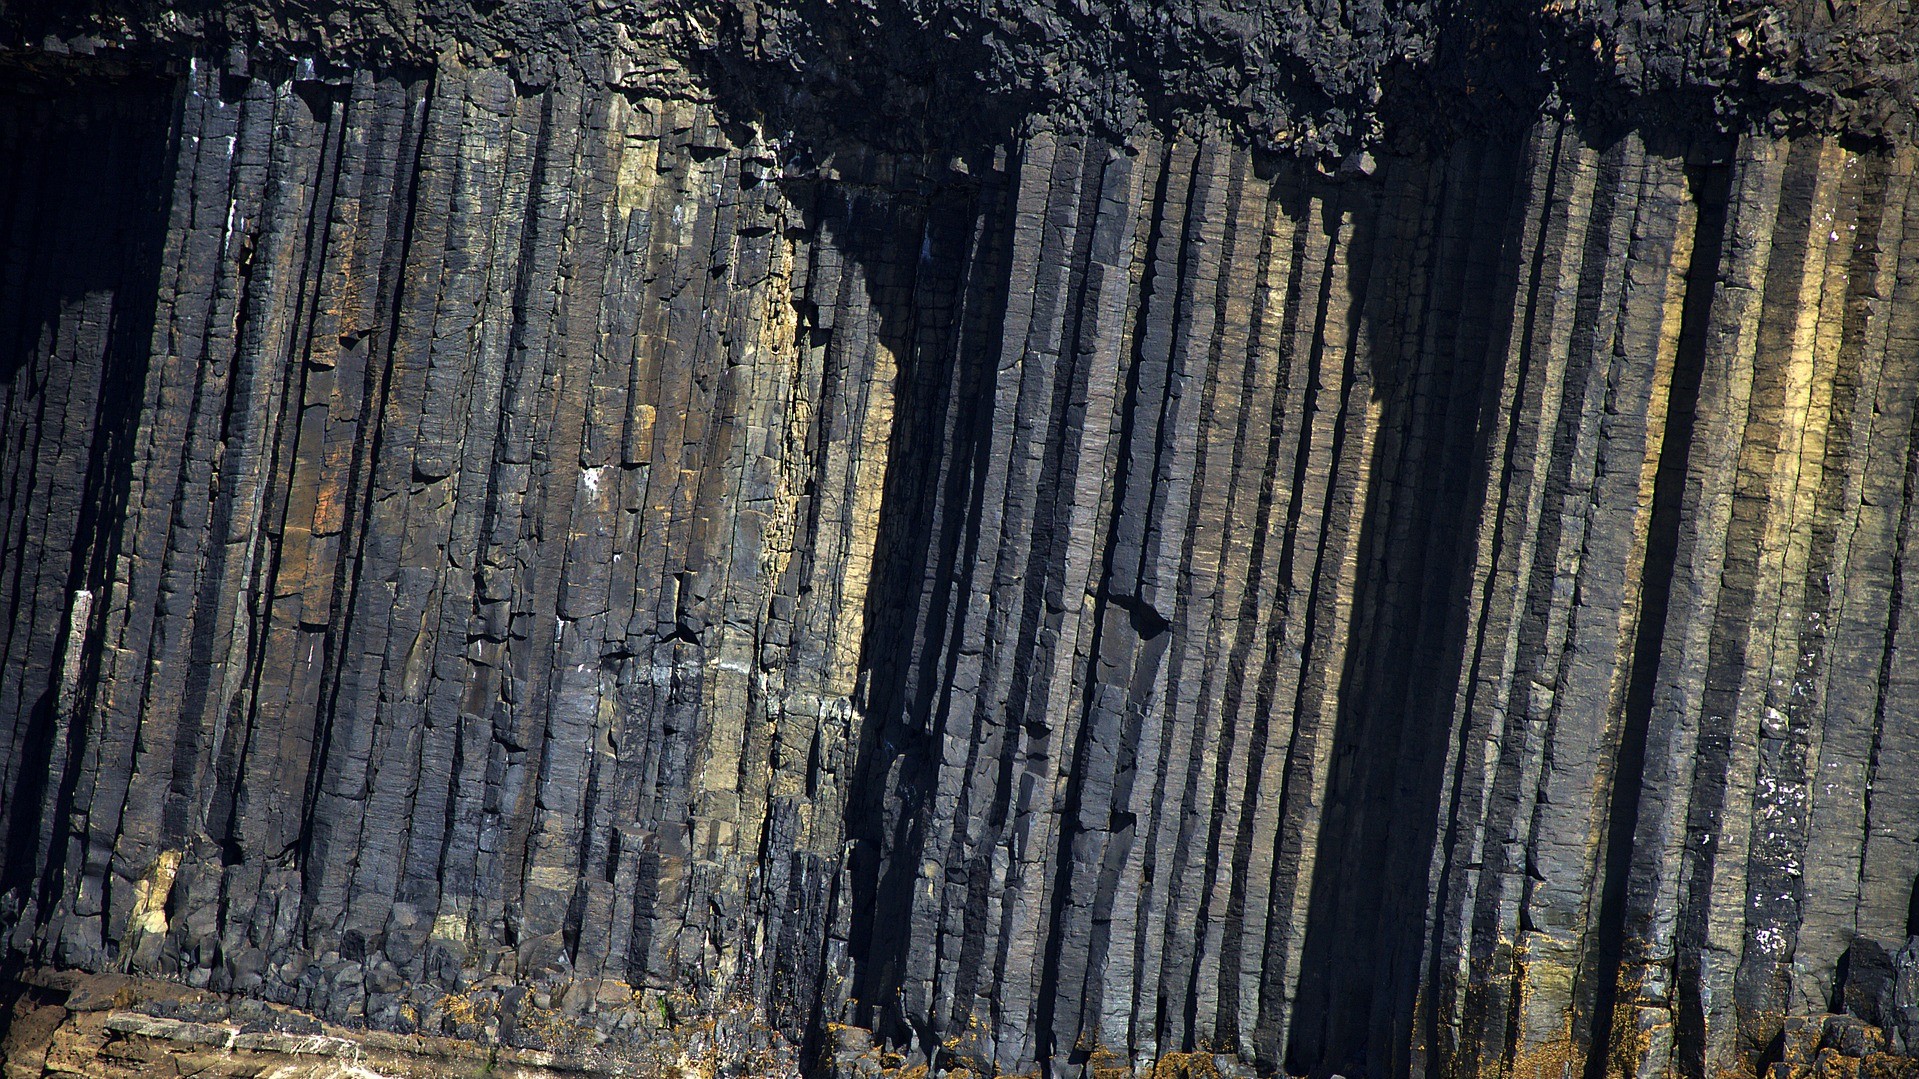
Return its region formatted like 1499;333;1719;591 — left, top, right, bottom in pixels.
1597;137;1919;1079
7;53;1919;1079
836;123;1919;1079
0;58;972;1041
0;61;175;949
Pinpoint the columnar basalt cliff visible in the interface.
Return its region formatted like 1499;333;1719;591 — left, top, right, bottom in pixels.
4;3;1919;1078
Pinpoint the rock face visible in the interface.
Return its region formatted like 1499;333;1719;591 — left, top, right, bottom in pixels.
5;4;1919;1079
0;969;796;1079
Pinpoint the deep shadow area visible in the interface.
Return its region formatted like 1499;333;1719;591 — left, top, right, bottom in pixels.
657;135;1022;1067
1284;137;1532;1079
0;54;175;929
828;155;1017;1061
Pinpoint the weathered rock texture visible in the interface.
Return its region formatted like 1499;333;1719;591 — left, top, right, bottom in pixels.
9;0;1919;154
6;7;1919;1079
1;969;797;1079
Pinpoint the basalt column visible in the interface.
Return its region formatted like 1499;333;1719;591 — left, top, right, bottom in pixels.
843;125;1919;1079
0;58;954;1036
2;53;1919;1079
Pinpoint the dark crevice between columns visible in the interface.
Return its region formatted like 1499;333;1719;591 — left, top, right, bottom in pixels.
829;142;1015;1067
1582;154;1732;1079
1290;138;1521;1079
1033;142;1192;1073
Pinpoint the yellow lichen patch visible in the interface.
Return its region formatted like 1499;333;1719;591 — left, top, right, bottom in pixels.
1087;1044;1133;1079
612;96;662;217
436;992;492;1031
430;912;470;944
514;1002;598;1057
1601;991;1672;1079
1510;1029;1580;1079
1148;1049;1226;1079
1854;1052;1919;1079
1508;941;1579;1079
126;850;181;941
1815;1049;1865;1079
